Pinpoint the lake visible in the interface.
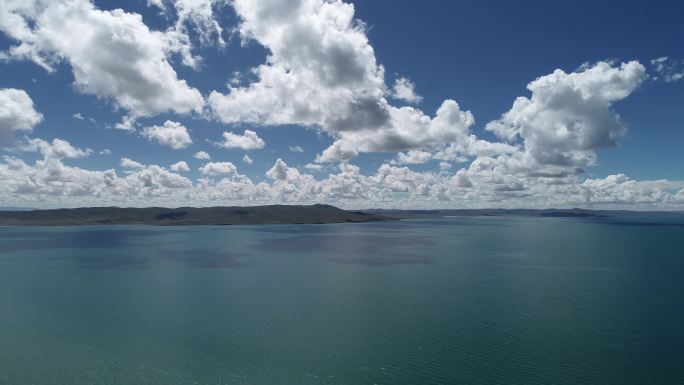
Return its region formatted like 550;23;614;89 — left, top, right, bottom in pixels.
1;216;683;384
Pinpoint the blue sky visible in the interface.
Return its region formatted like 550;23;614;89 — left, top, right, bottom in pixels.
0;0;683;209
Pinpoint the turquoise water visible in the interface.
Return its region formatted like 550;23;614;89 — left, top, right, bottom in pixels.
1;217;683;384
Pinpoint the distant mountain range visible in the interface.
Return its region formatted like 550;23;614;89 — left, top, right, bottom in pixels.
0;204;389;226
365;208;610;218
364;208;684;219
1;205;683;226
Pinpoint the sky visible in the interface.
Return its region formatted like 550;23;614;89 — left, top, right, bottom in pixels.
0;0;683;209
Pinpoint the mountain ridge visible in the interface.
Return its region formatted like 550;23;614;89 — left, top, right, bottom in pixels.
0;204;390;226
2;205;684;226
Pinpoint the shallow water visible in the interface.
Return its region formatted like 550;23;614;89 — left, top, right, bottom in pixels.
1;216;683;384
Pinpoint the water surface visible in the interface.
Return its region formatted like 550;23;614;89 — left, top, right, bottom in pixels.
1;217;683;384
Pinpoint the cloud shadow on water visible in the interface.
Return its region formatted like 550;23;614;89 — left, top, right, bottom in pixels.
0;228;188;253
52;248;249;270
162;248;250;269
0;228;248;270
255;233;433;266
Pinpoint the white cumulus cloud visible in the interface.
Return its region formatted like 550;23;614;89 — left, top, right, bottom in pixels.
121;158;145;169
486;61;647;168
18;138;91;159
199;161;237;176
391;77;422;104
193;151;211;160
216;129;265;150
391;150;432;165
142;120;193;149
209;0;478;163
0;0;204;119
170;160;190;172
0;88;42;143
